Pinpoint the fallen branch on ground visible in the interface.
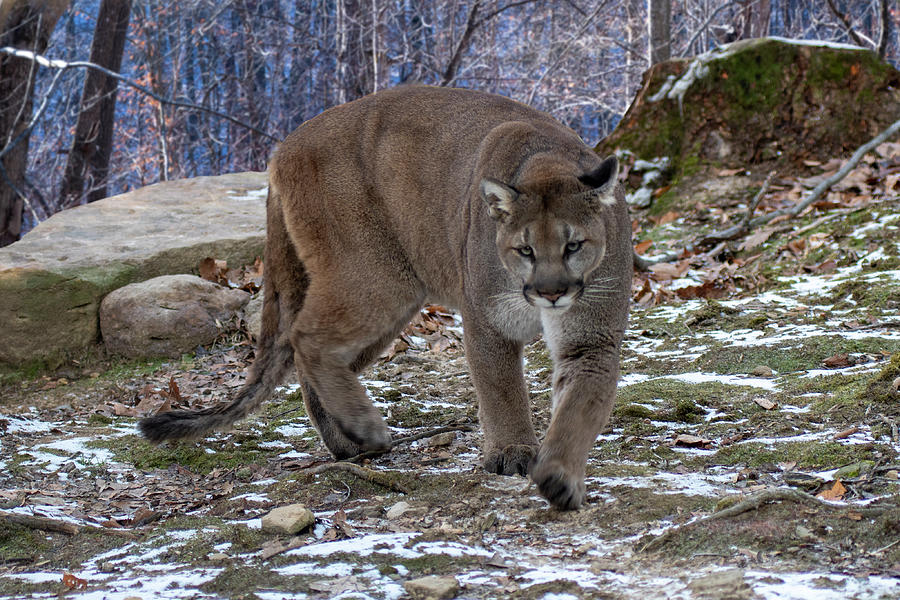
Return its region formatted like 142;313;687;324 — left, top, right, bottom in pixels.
640;488;898;553
298;424;474;492
304;462;409;494
0;510;138;538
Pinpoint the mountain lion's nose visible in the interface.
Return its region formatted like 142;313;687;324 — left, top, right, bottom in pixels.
538;290;564;303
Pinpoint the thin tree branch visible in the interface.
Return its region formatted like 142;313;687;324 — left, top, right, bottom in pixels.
826;0;867;48
439;0;481;86
681;1;741;57
0;46;279;161
525;0;608;104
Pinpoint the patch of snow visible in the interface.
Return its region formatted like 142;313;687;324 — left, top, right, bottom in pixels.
748;570;900;600
766;36;865;51
520;565;600;589
619;373;651;387
274;561;356;577
252;478;279;486
1;414;54;433
619;371;777;391
362;379;392;389
259;440;293;449
851;213;900;239
587;471;734;497
68;568;223;600
288;532;420;559
275;383;302;395
669;372;778;391
2;572;63;584
228;186;268;201
275;424;311;437
229;492;270;503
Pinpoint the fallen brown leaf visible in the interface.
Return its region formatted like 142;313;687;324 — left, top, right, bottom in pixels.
634;240;653;255
817;479;847;501
63;573;87;590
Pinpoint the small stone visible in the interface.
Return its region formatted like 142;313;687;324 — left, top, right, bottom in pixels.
261;504;315;535
892;376;900;392
795;525;817;542
751;365;774;377
428;431;457;447
207;552;229;561
688;569;753;599
404;575;459;600
833;460;876;480
886;470;899;480
385;501;411;519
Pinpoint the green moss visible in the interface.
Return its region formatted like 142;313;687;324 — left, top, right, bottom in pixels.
694;337;900;375
703;440;886;469
90;434;283;474
200;565;284;598
615;403;657;420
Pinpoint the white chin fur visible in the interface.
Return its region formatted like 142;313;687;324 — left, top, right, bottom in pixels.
533;295;575;310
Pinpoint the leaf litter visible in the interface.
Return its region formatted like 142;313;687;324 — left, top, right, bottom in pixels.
2;163;900;599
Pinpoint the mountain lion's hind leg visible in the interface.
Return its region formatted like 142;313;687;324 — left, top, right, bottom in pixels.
288;263;424;455
298;316;420;459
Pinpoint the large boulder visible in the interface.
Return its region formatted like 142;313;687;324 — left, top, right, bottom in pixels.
0;172;267;367
599;38;900;177
100;275;250;359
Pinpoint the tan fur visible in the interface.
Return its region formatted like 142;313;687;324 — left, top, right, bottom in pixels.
139;86;632;510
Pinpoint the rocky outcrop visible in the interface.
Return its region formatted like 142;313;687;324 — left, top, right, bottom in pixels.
599;38;900;177
0;172;267;366
100;275;250;359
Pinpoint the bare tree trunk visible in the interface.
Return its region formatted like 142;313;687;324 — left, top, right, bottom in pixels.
59;0;131;206
740;0;771;39
648;0;670;65
0;0;68;246
877;0;891;58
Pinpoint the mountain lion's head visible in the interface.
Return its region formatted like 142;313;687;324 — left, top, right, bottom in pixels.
480;155;619;311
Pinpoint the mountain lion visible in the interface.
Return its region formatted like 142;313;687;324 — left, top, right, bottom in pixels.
139;86;632;510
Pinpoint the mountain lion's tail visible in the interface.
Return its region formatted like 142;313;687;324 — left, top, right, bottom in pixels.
139;184;304;442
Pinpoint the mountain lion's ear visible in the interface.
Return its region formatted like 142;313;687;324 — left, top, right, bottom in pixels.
577;155;619;206
480;178;519;221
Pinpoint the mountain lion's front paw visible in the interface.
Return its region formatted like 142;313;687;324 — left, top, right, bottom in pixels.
530;456;585;510
337;415;392;453
483;444;538;476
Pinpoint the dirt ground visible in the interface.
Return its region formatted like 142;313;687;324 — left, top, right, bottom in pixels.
1;167;900;599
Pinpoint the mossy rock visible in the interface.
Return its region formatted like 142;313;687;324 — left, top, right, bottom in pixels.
599;38;900;177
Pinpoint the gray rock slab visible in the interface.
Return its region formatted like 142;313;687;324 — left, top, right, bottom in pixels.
0;172;267;366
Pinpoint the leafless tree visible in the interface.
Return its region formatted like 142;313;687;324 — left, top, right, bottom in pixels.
1;0;897;242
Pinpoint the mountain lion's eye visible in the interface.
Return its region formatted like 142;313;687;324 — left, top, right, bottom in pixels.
517;246;533;257
565;241;583;253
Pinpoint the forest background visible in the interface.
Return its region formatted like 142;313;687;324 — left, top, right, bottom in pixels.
0;0;897;246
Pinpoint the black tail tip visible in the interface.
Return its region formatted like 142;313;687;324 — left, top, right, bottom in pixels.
137;414;168;443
